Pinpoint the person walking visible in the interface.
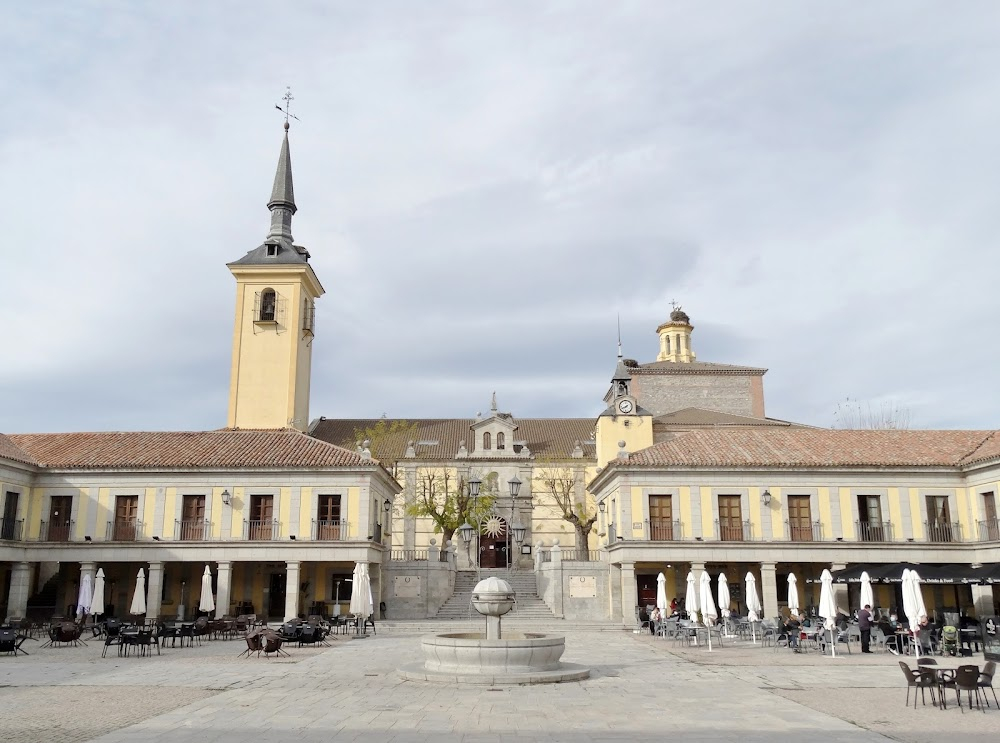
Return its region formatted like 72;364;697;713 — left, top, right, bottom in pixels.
858;603;873;653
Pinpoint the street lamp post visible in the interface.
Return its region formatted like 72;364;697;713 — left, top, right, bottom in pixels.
507;476;522;572
457;476;483;580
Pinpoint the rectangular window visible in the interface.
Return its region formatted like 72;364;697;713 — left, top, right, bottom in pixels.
926;495;953;542
2;491;19;540
649;495;674;540
249;495;273;540
718;495;743;541
180;495;206;540
788;495;813;541
316;494;342;540
983;493;999;540
114;495;139;541
857;495;885;541
48;495;73;542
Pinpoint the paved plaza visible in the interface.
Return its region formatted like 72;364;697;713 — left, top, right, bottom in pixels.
1;627;996;743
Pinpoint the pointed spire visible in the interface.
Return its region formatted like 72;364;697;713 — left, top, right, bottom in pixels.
266;131;297;244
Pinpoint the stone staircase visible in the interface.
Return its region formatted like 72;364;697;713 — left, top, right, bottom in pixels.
432;569;556;621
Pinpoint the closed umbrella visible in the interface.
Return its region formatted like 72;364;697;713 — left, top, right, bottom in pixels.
717;573;731;635
655;572;667;616
76;572;93;620
745;572;762;643
129;568;146;617
819;569;839;657
92;568;106;619
860;570;874;613
699;571;718;652
787;573;800;617
198;565;216;615
906;570;928;658
350;562;374;621
684;570;699;625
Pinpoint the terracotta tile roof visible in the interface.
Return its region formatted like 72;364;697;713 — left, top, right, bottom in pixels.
310;418;596;461
7;429;373;470
625;429;1000;468
652;407;804;429
634;360;767;375
0;433;36;466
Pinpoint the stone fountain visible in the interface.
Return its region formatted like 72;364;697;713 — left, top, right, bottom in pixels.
399;576;589;685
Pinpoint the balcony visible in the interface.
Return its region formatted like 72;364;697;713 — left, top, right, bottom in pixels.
716;519;753;542
40;519;74;542
978;518;1000;541
0;517;23;541
788;520;823;542
856;520;893;543
312;519;348;541
244;518;278;541
648;518;681;541
107;518;142;541
176;519;209;541
925;520;961;543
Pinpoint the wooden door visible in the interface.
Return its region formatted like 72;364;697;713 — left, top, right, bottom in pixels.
181;495;205;540
649;495;673;540
2;492;18;540
49;496;73;542
268;572;286;619
479;519;507;568
637;575;658;607
718;495;743;541
788;495;812;541
984;493;999;540
317;494;342;539
250;495;273;540
858;495;883;541
114;495;138;540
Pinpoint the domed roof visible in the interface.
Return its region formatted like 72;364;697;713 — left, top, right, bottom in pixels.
473;576;514;594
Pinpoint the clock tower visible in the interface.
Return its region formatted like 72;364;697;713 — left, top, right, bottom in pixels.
226;125;325;431
595;348;653;467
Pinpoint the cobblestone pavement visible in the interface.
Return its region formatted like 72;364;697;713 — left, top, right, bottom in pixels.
0;629;995;742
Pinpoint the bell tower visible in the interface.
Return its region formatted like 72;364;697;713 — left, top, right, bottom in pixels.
595;346;653;467
656;305;696;363
226;123;325;430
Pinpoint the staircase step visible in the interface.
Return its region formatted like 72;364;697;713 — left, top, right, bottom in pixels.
433;570;557;621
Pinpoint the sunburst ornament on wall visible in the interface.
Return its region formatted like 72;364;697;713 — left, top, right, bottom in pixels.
483;516;505;538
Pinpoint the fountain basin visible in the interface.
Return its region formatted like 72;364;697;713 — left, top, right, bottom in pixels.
398;632;590;685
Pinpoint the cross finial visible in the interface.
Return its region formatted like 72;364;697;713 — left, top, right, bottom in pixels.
275;86;300;131
670;299;679;311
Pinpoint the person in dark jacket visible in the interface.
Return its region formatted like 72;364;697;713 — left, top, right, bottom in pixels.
858;604;873;653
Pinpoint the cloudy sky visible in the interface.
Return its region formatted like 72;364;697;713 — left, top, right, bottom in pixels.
2;1;999;433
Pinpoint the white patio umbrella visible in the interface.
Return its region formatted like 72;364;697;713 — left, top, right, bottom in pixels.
91;568;106;618
129;568;147;616
699;571;718;652
198;565;216;615
819;569;839;658
859;570;874;613
906;569;928;658
76;572;93;620
684;570;699;625
655;572;668;623
787;573;800;616
350;562;374;620
745;572;762;643
717;573;731;635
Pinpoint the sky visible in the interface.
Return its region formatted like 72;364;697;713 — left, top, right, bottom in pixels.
2;1;999;433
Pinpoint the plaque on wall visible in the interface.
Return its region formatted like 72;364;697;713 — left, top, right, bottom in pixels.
394;576;421;598
569;576;598;598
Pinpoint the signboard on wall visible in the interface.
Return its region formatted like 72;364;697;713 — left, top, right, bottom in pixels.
983;617;999;662
569;576;598;598
394;576;421;598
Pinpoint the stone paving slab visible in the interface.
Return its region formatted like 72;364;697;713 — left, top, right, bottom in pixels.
1;629;993;742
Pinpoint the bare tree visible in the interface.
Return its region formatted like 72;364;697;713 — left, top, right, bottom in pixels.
534;466;598;560
832;397;912;430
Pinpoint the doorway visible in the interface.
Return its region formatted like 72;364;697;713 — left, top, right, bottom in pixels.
479;519;508;569
268;572;286;619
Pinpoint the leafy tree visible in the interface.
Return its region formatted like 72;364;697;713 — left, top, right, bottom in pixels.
352;418;420;471
405;468;497;548
534;465;598;560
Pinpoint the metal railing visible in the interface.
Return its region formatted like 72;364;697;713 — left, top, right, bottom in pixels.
788;520;823;542
40;519;75;542
924;520;961;543
312;519;348;541
856;520;893;542
244;518;278;541
648;518;681;541
560;550;604;562
978;518;1000;541
176;519;209;541
107;518;142;541
0;517;23;541
390;549;428;561
716;519;753;542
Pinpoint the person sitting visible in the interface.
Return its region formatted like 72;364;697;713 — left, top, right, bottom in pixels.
649;607;661;635
784;614;802;650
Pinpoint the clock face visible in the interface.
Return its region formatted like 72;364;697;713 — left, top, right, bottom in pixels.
618;398;634;414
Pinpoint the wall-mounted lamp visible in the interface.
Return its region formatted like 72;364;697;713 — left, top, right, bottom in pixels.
84;535;93;542
383;498;391;513
598;501;606;514
221;489;232;506
289;535;296;540
762;490;772;506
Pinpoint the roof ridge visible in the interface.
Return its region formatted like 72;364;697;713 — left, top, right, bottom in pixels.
959;430;1000;466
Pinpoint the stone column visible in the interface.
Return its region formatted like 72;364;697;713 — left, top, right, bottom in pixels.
971;584;995;619
621;562;637;625
284;561;300;621
146;561;164;620
760;562;779;621
551;541;564;618
7;562;32;618
216;561;232;619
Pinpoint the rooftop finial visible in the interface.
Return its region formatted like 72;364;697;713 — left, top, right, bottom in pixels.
617;314;623;359
275;86;300;131
491;391;498;412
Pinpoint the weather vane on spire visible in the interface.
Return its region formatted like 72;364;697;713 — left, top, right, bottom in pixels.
275;86;300;131
670;299;679;311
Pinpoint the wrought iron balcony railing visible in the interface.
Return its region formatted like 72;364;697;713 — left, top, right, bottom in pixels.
312;519;348;541
40;519;75;542
716;519;753;542
244;518;278;541
176;519;210;541
788;520;823;542
924;520;961;543
648;518;682;541
0;517;23;541
856;520;893;543
107;518;142;541
978;518;1000;542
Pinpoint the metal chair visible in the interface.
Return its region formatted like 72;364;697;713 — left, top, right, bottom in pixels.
955;665;984;713
977;661;998;709
898;661;938;708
